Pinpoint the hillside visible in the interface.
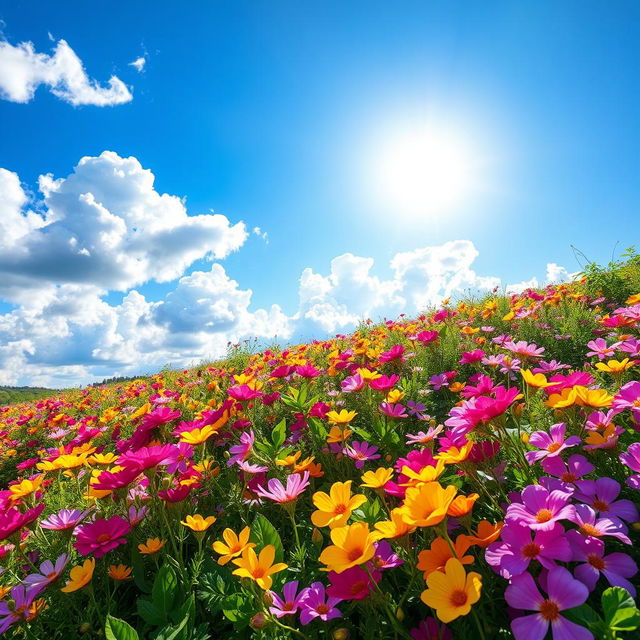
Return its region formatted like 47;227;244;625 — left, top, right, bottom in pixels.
0;257;639;639
0;386;59;406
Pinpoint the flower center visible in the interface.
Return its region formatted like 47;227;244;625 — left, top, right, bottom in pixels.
450;589;468;607
535;509;553;523
592;499;609;512
633;399;640;407
350;580;367;594
580;523;600;537
587;553;606;570
47;571;58;579
283;602;295;611
334;504;347;515
347;546;364;562
253;568;265;579
316;604;330;615
561;472;577;482
547;442;562;453
522;543;540;558
97;533;112;543
539;599;560;621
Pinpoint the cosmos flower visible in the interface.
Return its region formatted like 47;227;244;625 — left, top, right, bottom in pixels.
212;527;255;565
268;580;309;618
311;481;366;529
505;485;575;531
318;522;376;573
40;508;92;531
256;472;310;503
61;558;96;593
73;516;131;558
344;441;380;468
231;544;287;590
525;423;581;463
299;582;342;625
0;505;45;542
24;553;69;591
327;565;379;600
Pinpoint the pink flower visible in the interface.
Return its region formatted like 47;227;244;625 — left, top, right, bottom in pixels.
505;485;575;531
227;430;255;467
505;567;593;640
344;441;380;468
585;338;620;360
0;505;45;542
379;402;408;419
459;349;485;364
227;384;263;402
612;381;640;421
269;580;309;618
73;515;131;558
567;505;631;545
41;508;91;531
571;535;638;597
255;472;310;503
503;340;545;359
413;331;439;345
485;523;572;578
525;423;580;464
299;582;342;625
406;427;443;446
619;442;640;489
369;375;400;391
341;374;364;393
379;345;406;364
327;566;379;600
117;443;176;471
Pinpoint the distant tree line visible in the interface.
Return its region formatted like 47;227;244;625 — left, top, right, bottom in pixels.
0;386;57;406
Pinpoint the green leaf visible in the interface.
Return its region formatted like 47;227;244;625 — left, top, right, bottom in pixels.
563;604;601;630
271;418;287;448
250;513;284;562
137;598;165;626
155;614;190;640
105;615;139;640
152;564;178;618
602;587;640;631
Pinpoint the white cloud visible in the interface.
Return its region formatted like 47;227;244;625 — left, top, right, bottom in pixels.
129;56;146;73
505;262;577;294
0;37;132;105
253;226;269;243
0;151;247;302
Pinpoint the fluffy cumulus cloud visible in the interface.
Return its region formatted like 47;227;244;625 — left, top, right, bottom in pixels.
0;153;576;387
0;37;132;105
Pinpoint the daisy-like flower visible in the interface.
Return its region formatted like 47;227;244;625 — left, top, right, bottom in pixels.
344;441;380;468
406;426;443;446
256;471;310;504
231;544;287;590
540;454;594;485
619;442;640;489
227;430;255;467
525;423;581;464
567;505;631;544
574;477;639;523
108;564;133;581
317;522;376;573
361;467;393;489
299;582;342;625
41;508;92;531
73;516;131;558
138;538;166;555
420;558;482;623
24;553;69;591
0;505;45;542
268;580;309;618
505;485;574;531
311;481;367;529
505;567;592;640
61;558;96;593
181;514;217;531
0;585;43;633
212;526;255;565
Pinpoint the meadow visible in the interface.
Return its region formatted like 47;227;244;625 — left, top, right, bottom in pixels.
1;255;639;639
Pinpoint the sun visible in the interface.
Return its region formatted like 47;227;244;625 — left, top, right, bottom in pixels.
373;125;476;218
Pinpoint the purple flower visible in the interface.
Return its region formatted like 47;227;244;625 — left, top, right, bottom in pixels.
540;454;594;485
164;442;194;474
128;505;149;526
255;472;310;503
370;541;403;570
619;442;640;490
612;381;640;421
24;553;69;592
299;582;342;625
269;580;309;618
40;508;92;531
568;504;631;544
505;485;575;531
429;374;449;390
341;374;364;393
586;338;619;360
485;523;572;578
525;423;580;464
344;441;380;468
571;535;638;597
505;567;593;640
574;477;639;523
379;402;408;419
0;585;42;634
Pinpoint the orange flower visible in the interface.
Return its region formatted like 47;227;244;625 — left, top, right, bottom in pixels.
447;493;479;518
373;508;416;540
458;520;503;548
417;536;473;578
311;481;366;529
436;442;473;465
399;482;457;528
212;526;255;565
138;538;166;555
61;559;95;593
317;522;376;573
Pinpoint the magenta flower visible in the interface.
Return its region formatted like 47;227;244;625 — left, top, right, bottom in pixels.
73;515;131;558
505;567;593;640
41;508;92;531
485;523;572;578
584;410;615;431
410;618;452;640
117;443;176;471
525;423;580;464
619;442;640;489
571;535;638;597
269;580;309;618
370;541;403;570
140;406;181;429
92;466;141;491
379;345;406;364
429;373;449;390
585;338;620;360
413;330;439;345
574;477;639;523
227;430;255;467
295;364;322;378
327;566;379;600
540;454;594;485
568;505;631;545
227;384;263;402
0;505;45;542
379;402;408;419
255;472;310;503
341;374;364;393
165;442;194;474
299;582;342;625
344;441;380;468
464;386;521;427
612;381;640;421
369;374;400;391
24;553;69;591
505;485;575;531
459;349;485;364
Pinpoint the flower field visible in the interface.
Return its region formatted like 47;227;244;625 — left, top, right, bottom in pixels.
1;270;640;639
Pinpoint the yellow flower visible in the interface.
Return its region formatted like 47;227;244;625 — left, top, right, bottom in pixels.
436;442;473;465
311;481;367;529
356;368;382;382
399;482;457;528
420;558;482;623
232;545;287;590
373;508;416;540
130;403;151;420
179;424;218;445
361;467;394;489
181;514;217;532
9;475;44;502
584;425;619;449
276;451;302;467
520;369;552;388
138;538;166;555
88;452;118;465
595;358;635;374
61;559;95;593
326;409;357;425
326;426;353;443
626;293;640;305
417;537;474;578
317;522;376;573
545;386;578;408
212;526;255;565
447;493;479;517
574;386;614;408
400;460;445;488
108;565;132;581
385;389;405;404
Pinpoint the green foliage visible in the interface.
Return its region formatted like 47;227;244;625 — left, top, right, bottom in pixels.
576;245;640;303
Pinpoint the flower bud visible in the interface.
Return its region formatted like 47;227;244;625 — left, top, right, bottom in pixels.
311;527;323;546
78;623;91;634
521;432;529;444
395;606;405;621
262;591;275;606
333;629;349;640
250;612;267;630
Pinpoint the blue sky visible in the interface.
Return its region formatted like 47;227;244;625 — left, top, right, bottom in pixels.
0;1;639;386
